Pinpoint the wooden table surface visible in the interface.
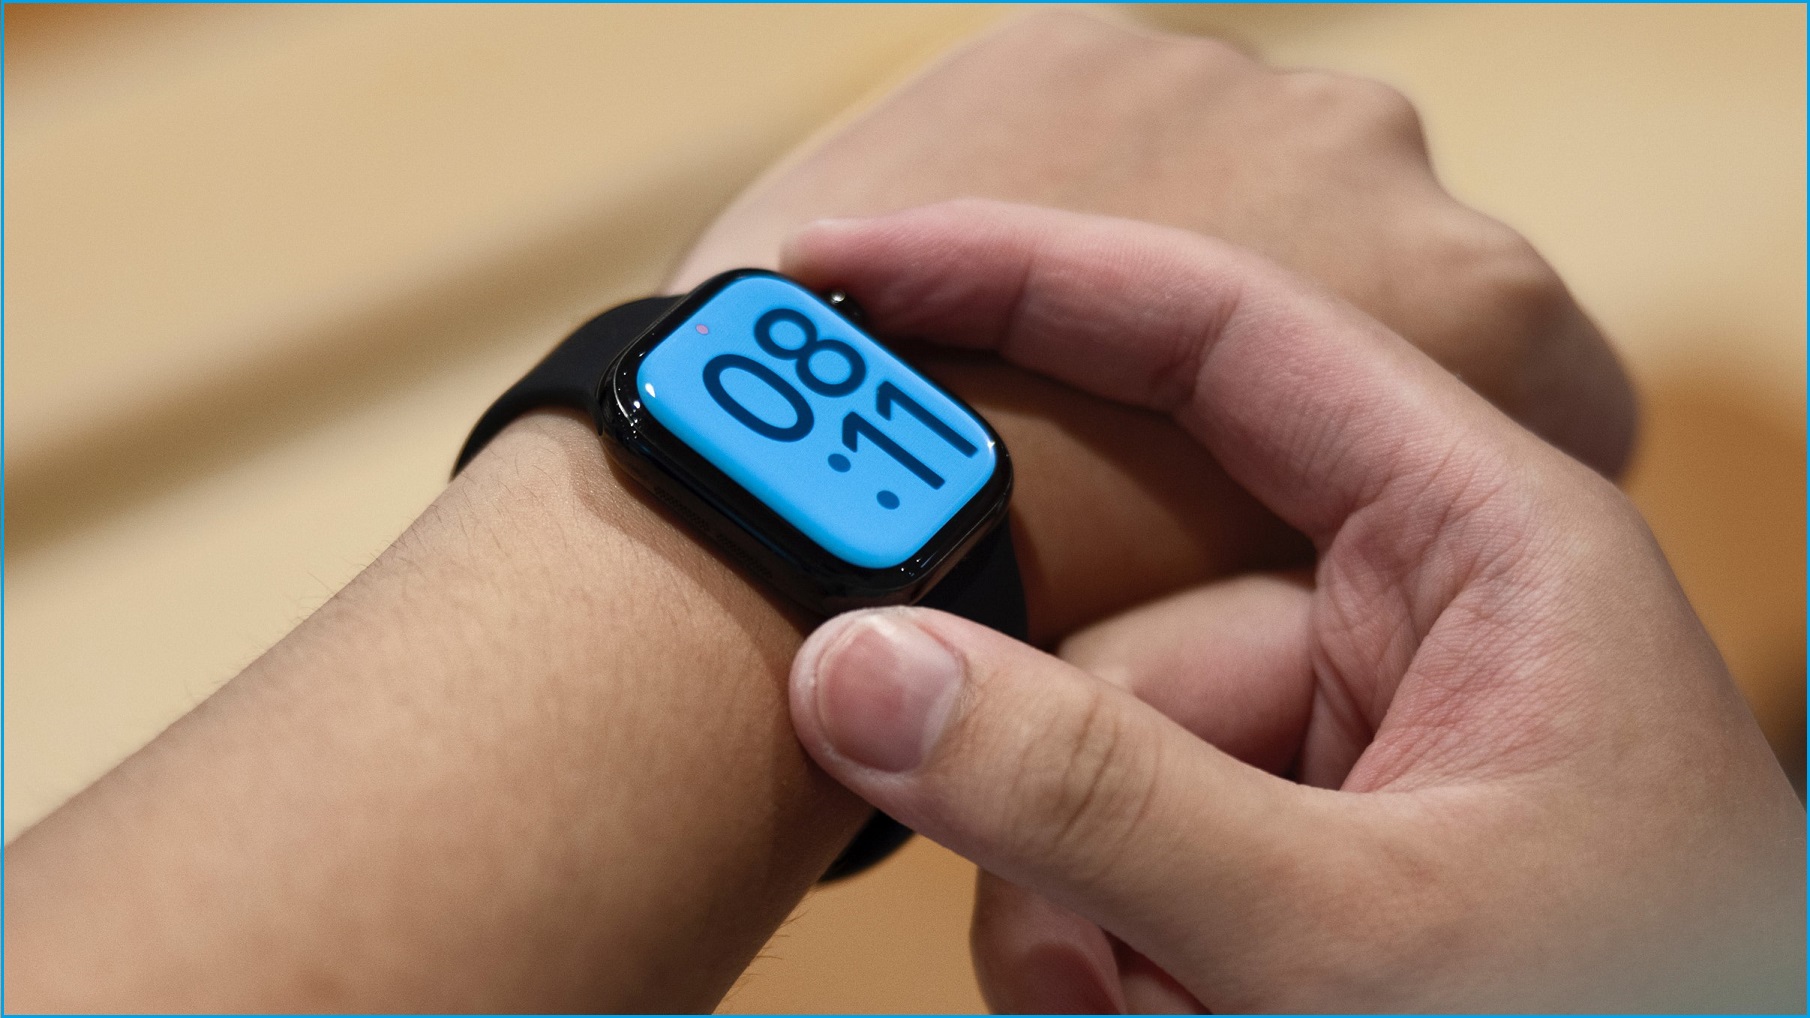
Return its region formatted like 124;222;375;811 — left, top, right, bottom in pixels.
6;5;1802;1011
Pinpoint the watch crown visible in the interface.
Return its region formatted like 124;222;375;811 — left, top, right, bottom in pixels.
825;289;867;325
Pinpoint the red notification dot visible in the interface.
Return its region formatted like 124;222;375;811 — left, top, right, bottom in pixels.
695;324;710;335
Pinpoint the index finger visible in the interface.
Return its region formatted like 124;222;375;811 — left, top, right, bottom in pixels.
781;199;1546;545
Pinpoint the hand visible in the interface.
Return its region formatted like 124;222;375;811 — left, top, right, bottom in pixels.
782;202;1804;1011
673;10;1636;642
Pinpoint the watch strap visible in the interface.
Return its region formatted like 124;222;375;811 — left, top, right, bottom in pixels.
455;296;683;475
455;294;1027;882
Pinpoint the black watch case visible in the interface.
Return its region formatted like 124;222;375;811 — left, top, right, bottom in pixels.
596;269;1014;616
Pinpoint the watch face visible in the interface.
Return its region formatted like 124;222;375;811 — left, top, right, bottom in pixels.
633;273;999;569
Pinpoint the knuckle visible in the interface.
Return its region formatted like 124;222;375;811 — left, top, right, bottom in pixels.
1161;32;1254;69
1151;35;1259;94
1446;214;1563;306
1407;209;1634;475
1496;252;1571;338
1359;79;1424;137
1420;211;1572;385
1284;69;1426;145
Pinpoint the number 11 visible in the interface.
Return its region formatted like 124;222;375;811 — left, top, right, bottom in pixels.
876;382;978;457
843;413;944;489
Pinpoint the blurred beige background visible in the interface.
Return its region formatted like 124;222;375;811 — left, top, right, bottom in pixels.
5;4;1803;1012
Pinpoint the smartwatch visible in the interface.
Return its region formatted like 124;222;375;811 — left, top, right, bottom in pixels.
455;269;1025;881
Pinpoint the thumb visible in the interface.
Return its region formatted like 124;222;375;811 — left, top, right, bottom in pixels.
789;605;1334;975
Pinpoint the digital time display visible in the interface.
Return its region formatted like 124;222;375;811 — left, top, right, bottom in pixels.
636;275;998;569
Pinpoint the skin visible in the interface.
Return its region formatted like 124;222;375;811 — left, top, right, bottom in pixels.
785;201;1807;1013
5;11;1644;1012
675;10;1635;482
676;9;1635;642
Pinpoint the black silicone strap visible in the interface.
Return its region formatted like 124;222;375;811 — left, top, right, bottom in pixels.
455;295;1027;882
455;297;683;474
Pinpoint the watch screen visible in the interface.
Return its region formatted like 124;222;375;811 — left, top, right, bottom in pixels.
636;274;999;569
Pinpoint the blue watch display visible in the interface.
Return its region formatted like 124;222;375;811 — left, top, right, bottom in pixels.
635;274;999;569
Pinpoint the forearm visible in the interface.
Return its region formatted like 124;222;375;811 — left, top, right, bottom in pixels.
4;412;858;1012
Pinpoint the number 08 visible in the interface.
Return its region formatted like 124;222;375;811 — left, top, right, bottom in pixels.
702;305;980;489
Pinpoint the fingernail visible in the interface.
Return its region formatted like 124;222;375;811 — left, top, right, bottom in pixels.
810;611;963;773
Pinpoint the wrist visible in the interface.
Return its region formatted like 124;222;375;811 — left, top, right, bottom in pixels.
438;409;807;626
